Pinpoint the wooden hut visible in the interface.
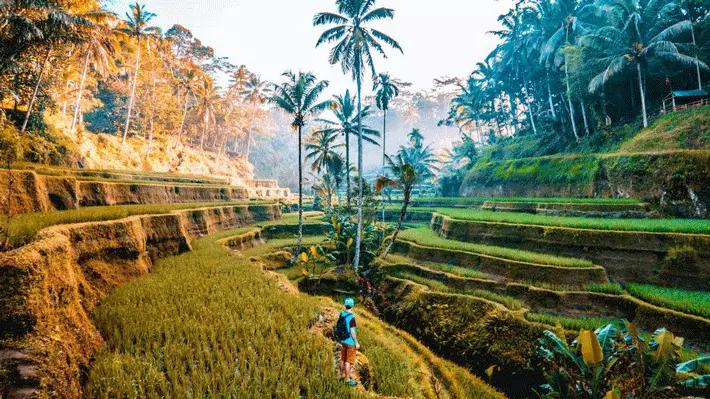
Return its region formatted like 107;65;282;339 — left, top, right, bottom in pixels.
662;89;710;114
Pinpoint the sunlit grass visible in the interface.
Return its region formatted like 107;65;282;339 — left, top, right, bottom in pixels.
436;208;710;234
525;313;616;331
2;201;269;249
406;196;641;205
626;284;710;319
398;226;594;268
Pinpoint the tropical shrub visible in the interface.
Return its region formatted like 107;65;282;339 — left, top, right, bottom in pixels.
537;321;710;399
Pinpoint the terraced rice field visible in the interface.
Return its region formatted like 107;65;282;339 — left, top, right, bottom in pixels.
85;224;502;399
435;208;710;234
625;284;710;319
1;201;270;249
398;226;594;268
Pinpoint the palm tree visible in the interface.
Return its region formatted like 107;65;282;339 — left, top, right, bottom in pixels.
195;78;220;150
270;71;331;263
70;6;118;134
375;154;419;259
373;72;399;225
118;3;160;145
176;69;197;141
314;0;402;272
20;3;93;132
240;74;271;159
306;128;344;212
315;90;380;211
587;0;708;128
540;0;599;141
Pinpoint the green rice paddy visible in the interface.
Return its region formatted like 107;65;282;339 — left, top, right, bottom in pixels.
626;284;710;319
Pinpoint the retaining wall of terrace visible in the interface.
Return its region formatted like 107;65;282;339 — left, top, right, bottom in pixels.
384;263;710;349
2;170;251;215
0;204;281;399
391;240;608;288
431;214;710;290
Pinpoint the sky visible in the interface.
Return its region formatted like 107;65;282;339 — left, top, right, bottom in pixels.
107;0;514;97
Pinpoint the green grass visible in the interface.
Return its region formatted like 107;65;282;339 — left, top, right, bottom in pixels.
2;201;270;249
436;208;710;235
626;284;710;319
525;313;616;331
618;106;710;153
406;196;641;205
398;226;594;268
388;271;524;310
85;224;503;399
586;283;625;295
385;254;489;280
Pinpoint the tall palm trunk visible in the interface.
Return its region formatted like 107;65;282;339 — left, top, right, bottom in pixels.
70;48;91;134
353;70;364;273
382;185;409;258
690;19;702;90
292;125;304;263
123;37;142;145
547;72;557;120
345;127;351;213
200;111;209;150
525;79;537;135
637;63;648;128
381;107;387;227
565;62;579;142
22;44;53;133
581;99;590;136
146;76;157;156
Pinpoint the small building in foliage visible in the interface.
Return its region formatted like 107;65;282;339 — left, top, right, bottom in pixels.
662;89;710;114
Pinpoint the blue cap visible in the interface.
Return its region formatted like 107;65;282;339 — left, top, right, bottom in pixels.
344;297;355;308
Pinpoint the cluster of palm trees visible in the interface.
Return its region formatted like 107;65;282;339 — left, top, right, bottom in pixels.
271;0;408;272
1;1;270;160
444;0;709;147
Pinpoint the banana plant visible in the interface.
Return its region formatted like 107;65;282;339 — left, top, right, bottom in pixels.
537;321;710;398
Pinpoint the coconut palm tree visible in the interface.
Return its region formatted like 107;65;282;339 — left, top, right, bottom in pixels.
375;154;419;259
314;0;402;272
306;129;344;212
118;3;160;145
373;72;399;224
194;77;220;150
271;71;331;263
20;3;94;132
240;74;271;159
70;6;118;134
587;0;708;128
176;69;197;141
315;90;380;212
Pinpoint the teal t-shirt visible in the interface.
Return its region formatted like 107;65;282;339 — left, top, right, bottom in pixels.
340;311;357;346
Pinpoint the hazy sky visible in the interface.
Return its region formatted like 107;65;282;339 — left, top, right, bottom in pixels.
108;0;513;96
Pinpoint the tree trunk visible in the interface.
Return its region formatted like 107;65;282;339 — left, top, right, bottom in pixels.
581;99;590;136
565;62;579;142
547;72;557;120
382;186;409;259
345;124;351;214
22;44;53;133
381;108;387;228
123;37;142;145
177;91;190;141
292;124;304;264
637;63;648;128
691;19;702;90
146;76;157;157
200;110;209;150
70;48;91;134
353;70;364;273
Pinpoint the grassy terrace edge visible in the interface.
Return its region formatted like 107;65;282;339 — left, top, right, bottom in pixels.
397;226;594;268
432;208;710;234
2;201;274;250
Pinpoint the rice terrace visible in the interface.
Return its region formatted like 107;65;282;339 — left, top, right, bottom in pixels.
2;0;710;398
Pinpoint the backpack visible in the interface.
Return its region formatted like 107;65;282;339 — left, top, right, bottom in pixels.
334;313;352;342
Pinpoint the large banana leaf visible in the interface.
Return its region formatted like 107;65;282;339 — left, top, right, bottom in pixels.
678;374;710;388
676;356;710;373
594;323;617;358
578;330;603;365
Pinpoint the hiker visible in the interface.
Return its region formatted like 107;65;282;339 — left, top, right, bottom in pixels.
334;297;359;387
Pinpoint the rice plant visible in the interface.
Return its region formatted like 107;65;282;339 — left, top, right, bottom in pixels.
437;209;710;235
398;226;594;268
525;313;616;331
626;284;710;319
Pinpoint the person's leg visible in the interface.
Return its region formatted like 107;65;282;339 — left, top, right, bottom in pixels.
339;359;345;379
344;361;352;382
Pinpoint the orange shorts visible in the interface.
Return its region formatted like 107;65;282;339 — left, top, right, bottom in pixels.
340;344;357;364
